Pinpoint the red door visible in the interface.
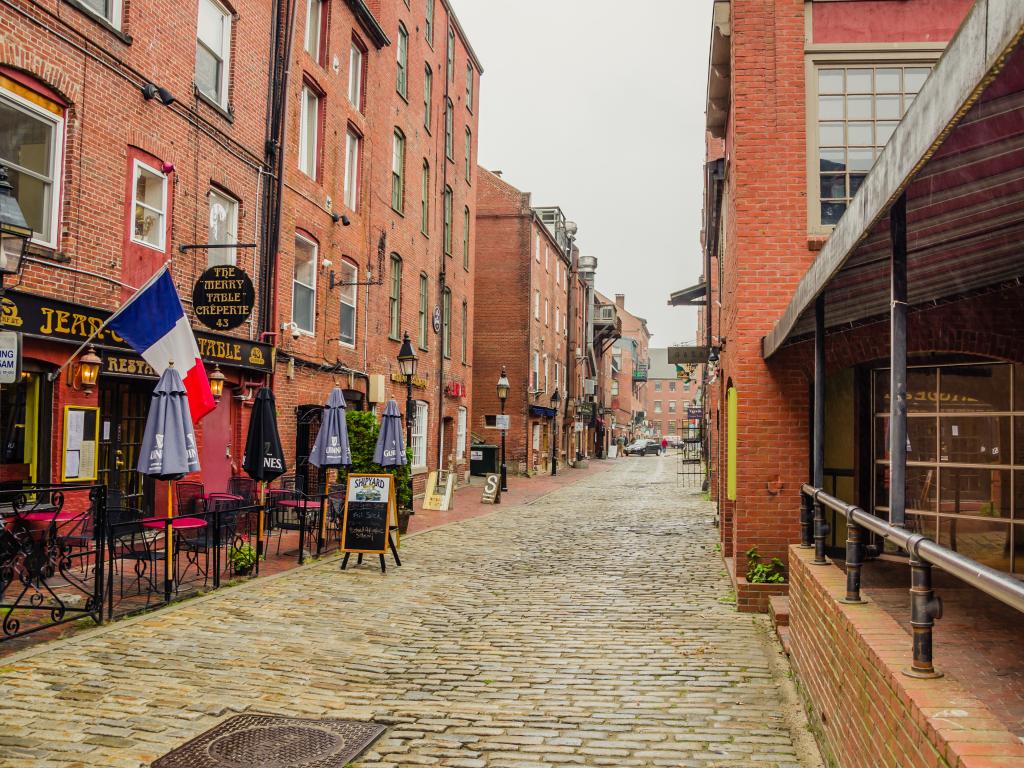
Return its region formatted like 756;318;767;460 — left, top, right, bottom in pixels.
200;390;233;493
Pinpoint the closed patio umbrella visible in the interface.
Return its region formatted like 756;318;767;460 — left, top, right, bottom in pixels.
309;388;351;550
137;364;200;601
373;399;406;467
242;387;286;570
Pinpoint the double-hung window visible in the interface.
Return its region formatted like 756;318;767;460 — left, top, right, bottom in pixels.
78;0;122;28
544;298;549;326
207;189;238;266
669;400;677;413
534;290;540;320
423;65;433;131
447;28;455;80
0;88;64;248
466;62;474;111
348;41;364;109
412;401;428;468
462;207;470;270
344;129;360;210
461;301;468;362
299;85;320;178
425;0;434;45
444;99;454;160
396;24;409;99
292;234;317;333
338;260;357;346
304;0;324;63
391;130;405;213
131;160;167;251
443;186;452;255
815;63;931;226
388;254;402;339
464;127;472;180
418;273;428;349
456;407;467;460
420;161;430;235
442;288;451;359
654;401;662;414
196;0;231;108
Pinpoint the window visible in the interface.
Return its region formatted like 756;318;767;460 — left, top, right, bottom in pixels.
556;261;560;286
669;381;676;392
388;254;402;339
669;401;677;413
464;127;472;181
391;130;405;213
396;24;409;98
444;99;454;160
456;407;467;460
412;401;428;468
298;85;320;178
348;42;364;109
555;307;560;334
423;65;433;131
611;379;619;396
654;401;662;414
443;186;452;255
466;62;474;111
77;0;122;28
420;161;430;235
425;0;434;45
535;233;540;262
462;207;470;270
816;64;931;226
554;359;559;392
304;0;324;62
461;300;468;362
534;290;540;320
131;160;167;251
207;189;238;266
531;352;539;390
544;298;549;326
0;88;64;248
545;245;549;272
196;0;231;107
442;288;451;358
655;381;662;391
668;422;676;435
543;354;549;392
446;27;455;80
343;129;360;211
292;234;317;333
418;273;428;349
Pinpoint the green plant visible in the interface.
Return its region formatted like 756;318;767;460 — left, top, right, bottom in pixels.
230;538;258;574
338;410;413;511
745;545;786;584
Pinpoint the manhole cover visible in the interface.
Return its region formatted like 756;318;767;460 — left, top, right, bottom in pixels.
152;714;386;768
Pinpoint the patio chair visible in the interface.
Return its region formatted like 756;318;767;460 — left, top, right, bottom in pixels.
273;489;315;556
175;481;205;517
106;507;163;599
228;477;257;504
325;482;346;543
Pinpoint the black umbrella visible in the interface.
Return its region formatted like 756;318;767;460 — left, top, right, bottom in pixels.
242;387;286;570
373;399;407;467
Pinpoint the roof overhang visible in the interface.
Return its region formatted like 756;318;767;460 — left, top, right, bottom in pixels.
706;1;732;139
763;0;1024;359
668;281;708;307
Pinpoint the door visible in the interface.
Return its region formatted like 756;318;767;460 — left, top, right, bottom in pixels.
98;378;155;509
200;390;233;493
295;405;322;495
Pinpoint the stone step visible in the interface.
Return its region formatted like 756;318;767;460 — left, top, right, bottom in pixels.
776;624;792;656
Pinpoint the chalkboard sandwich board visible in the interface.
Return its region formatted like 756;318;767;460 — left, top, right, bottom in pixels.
341;474;396;554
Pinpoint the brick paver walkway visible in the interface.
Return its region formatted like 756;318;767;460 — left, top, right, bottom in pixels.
0;456;821;767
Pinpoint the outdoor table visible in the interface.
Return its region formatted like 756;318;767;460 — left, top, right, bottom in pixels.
202;493;243;502
277;499;320;509
142;516;207;529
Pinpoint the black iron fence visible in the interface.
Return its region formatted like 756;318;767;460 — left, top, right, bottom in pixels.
801;483;1024;678
0;482;347;642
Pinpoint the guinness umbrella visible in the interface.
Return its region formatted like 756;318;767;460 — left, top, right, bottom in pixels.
137;364;200;601
373;399;406;467
242;387;286;570
309;388;351;549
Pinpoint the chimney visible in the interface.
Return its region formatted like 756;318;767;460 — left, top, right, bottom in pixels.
614;294;625;308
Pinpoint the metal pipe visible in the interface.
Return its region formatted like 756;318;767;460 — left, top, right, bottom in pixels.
812;295;828;564
889;193;908;527
906;553;943;678
841;520;864;604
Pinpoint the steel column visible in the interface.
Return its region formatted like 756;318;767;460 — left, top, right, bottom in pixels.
904;545;943;678
841;521;864;604
812;295;829;564
889;193;908;528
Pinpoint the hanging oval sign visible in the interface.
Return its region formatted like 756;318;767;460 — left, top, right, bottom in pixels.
192;264;255;331
432;305;442;334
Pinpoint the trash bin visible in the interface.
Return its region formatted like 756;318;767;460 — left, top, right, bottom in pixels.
469;444;498;476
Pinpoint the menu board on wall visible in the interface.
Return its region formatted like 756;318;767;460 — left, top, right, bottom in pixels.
62;406;99;482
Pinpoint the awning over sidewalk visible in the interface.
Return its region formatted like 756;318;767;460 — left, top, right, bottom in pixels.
763;1;1024;358
529;405;557;418
667;281;707;307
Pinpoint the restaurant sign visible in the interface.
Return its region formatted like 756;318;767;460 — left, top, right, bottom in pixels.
390;372;428;389
1;290;274;373
191;265;255;331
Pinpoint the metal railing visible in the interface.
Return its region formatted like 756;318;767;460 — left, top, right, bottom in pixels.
801;483;1024;678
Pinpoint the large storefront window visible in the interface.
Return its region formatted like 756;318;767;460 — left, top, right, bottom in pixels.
0;372;44;487
873;362;1024;573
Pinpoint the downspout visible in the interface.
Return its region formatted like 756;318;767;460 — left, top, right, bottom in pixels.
435;14;451;472
564;234;576;462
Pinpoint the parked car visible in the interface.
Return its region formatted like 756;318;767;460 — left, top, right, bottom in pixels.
624;439;663;456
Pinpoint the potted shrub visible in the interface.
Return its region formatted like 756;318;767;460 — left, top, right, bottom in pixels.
230;536;258;576
340;411;415;534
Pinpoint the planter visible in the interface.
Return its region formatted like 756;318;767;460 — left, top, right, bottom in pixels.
397;509;413;535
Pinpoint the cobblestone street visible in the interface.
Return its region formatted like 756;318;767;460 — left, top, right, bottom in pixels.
0;457;821;767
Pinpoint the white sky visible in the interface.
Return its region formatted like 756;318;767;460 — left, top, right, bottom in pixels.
455;0;713;345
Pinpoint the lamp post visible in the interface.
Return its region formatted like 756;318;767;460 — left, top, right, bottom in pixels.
398;331;418;462
0;165;32;295
550;389;561;476
497;366;510;491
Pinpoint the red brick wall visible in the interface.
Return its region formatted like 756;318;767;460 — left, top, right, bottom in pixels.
788;546;1024;768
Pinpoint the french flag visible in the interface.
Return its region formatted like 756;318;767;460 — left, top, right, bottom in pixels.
107;268;216;422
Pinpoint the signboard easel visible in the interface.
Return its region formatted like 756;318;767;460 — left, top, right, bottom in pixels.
339;474;402;573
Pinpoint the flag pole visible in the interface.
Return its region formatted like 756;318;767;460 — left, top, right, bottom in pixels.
46;262;172;382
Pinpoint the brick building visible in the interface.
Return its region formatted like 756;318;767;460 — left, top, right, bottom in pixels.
473;169;580;475
642;349;698;440
272;0;482;494
0;0;276;508
597;293;649;445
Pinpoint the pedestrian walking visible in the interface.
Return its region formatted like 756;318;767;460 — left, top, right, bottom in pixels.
661;437;668;452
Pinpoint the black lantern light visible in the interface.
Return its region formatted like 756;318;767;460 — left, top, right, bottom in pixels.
0;165;32;283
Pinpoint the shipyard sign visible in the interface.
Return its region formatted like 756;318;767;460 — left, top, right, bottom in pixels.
191;265;255;331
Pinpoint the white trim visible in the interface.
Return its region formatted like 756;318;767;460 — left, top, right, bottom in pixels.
292;232;318;335
78;0;123;29
456;406;467;460
344;129;360;211
196;0;232;109
299;85;320;178
412;400;429;469
338;260;357;348
130;159;167;252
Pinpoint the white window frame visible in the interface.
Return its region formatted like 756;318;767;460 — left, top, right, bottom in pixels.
298;85;319;178
207;189;238;267
77;0;123;29
654;400;662;414
338;260;357;347
196;0;232;108
543;354;549;393
423;65;433;131
412;401;428;469
0;87;64;249
669;400;677;413
344;129;360;210
466;61;474;111
544;298;549;326
348;42;364;108
456;407;467;460
292;233;317;334
555;306;560;334
534;290;540;320
391;130;405;213
531;352;539;391
304;0;323;62
545;245;549;272
130;159;167;252
534;233;540;262
396;24;409;98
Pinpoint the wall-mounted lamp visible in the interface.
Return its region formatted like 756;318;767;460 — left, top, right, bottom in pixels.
71;345;102;394
141;83;176;106
208;363;226;402
331;212;351;226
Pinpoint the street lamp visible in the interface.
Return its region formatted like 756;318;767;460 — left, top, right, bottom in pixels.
497;366;510;491
0;165;32;292
550;388;561;476
398;332;418;512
